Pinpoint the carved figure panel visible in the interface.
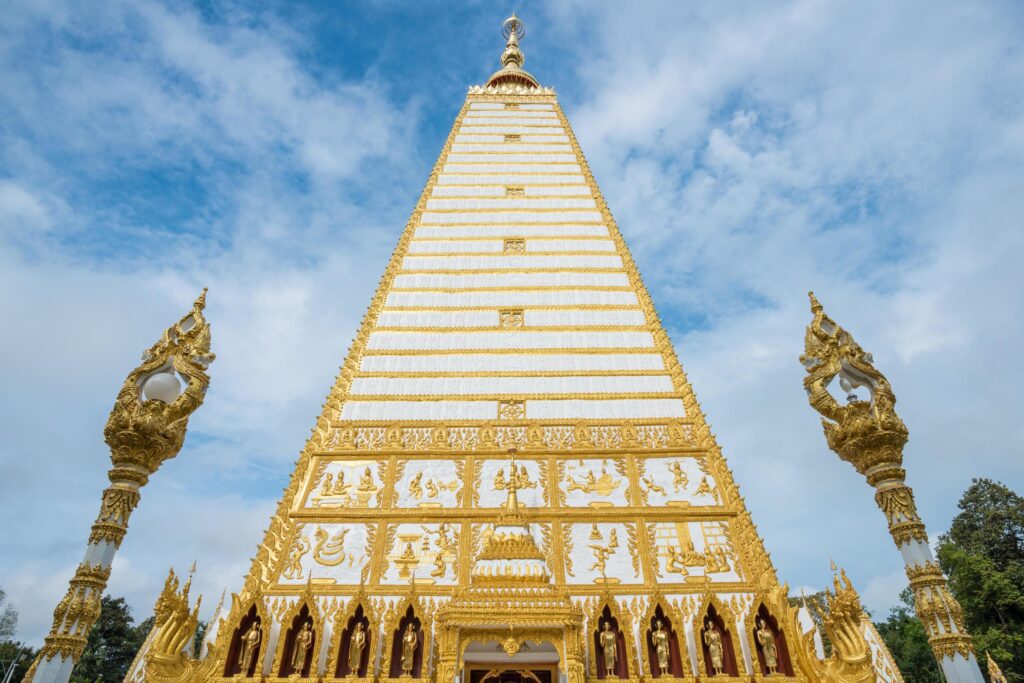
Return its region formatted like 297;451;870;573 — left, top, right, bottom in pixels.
388;606;424;679
593;607;629;679
304;460;385;509
564;523;641;585
277;604;316;678
476;458;545;509
751;603;793;677
279;523;372;585
560;459;629;508
638;457;721;507
222;604;265;678
699;603;740;678
643;604;687;678
396;459;464;508
382;522;460;585
334;603;372;678
648;521;740;583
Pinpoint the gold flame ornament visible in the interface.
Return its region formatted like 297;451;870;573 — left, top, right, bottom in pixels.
104;289;216;473
800;292;907;473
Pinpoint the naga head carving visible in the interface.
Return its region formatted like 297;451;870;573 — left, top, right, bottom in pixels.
821;570;872;666
800;292;907;475
786;567;877;683
104;290;215;473
144;567;220;681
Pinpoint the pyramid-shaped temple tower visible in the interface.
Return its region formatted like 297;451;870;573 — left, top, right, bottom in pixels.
122;15;907;683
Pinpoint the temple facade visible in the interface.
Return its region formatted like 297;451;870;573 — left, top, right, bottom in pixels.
116;15;909;683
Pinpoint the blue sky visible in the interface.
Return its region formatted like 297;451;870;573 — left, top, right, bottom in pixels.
2;0;1023;646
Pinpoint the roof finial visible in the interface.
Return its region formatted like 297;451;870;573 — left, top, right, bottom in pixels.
504;448;521;515
485;14;539;89
501;14;526;69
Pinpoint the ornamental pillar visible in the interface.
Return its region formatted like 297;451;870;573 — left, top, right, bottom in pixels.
799;292;982;682
23;292;215;683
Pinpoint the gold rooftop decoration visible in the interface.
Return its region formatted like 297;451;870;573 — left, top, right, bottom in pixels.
104;16;920;683
986;652;1008;683
784;566;875;683
137;568;220;681
473;14;554;95
24;292;215;683
801;292;983;682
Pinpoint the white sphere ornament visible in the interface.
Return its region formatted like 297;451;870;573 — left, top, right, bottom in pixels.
143;371;182;403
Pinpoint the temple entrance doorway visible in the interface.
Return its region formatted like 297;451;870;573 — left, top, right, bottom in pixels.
467;667;556;683
462;639;559;683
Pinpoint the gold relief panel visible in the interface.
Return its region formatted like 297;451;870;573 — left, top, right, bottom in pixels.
473;457;546;508
303;459;387;509
381;523;461;586
647;521;740;585
636;457;721;508
394;459;465;509
278;523;373;587
470;521;551;569
563;522;642;585
557;458;629;508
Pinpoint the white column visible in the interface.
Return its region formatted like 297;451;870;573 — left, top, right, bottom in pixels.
868;466;983;683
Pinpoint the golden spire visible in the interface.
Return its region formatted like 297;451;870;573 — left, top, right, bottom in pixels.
987;652;1008;683
484;13;540;89
504;448;521;517
501;14;525;69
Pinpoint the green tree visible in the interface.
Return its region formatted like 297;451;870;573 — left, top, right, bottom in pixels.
937;478;1024;681
71;595;148;682
0;641;36;682
874;588;942;682
0;587;17;641
192;620;208;657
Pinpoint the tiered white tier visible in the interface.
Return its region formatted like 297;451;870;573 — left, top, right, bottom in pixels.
340;100;686;423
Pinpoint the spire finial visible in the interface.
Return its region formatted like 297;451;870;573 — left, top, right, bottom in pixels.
504;448;521;515
501;14;526;69
808;290;822;315
194;288;208;311
484;14;539;89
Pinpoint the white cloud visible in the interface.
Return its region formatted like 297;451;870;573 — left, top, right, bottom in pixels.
0;183;52;235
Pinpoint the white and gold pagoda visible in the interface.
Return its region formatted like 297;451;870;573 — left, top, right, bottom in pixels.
70;13;948;683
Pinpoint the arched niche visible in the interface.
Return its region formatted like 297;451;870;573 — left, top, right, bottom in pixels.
699;603;739;678
644;604;684;678
389;605;424;678
278;602;316;678
751;603;794;677
336;602;373;678
591;605;629;680
223;603;266;678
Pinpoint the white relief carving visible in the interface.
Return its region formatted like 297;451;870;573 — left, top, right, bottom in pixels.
381;522;460;586
279;523;371;586
640;458;721;507
305;461;384;509
396;460;462;509
561;459;629;508
565;523;641;585
649;521;740;583
476;459;543;508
